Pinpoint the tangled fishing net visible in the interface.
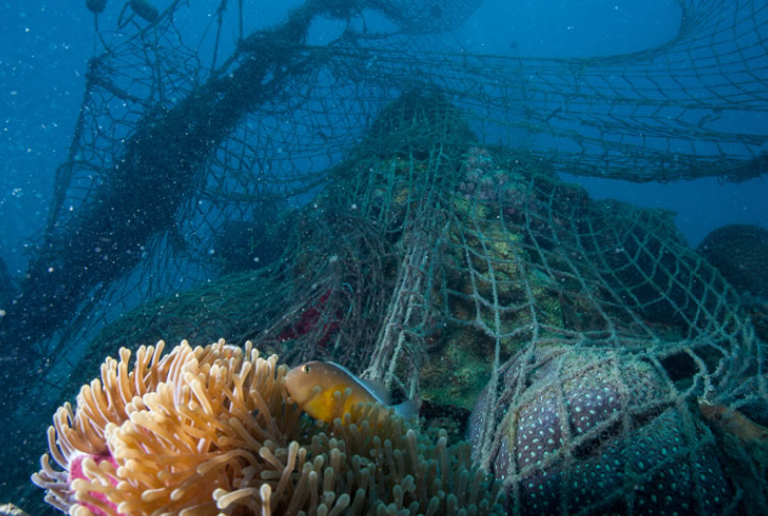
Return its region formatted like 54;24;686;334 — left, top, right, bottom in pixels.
32;339;502;515
1;0;767;513
38;89;762;515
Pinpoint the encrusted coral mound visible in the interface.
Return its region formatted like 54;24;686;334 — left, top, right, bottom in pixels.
697;223;768;299
469;346;737;515
32;339;503;516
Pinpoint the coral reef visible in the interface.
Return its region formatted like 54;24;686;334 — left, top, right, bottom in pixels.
32;339;503;515
697;224;768;343
26;97;766;516
420;326;495;411
698;224;768;300
468;346;745;515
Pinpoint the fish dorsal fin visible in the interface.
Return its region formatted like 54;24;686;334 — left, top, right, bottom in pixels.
328;361;391;405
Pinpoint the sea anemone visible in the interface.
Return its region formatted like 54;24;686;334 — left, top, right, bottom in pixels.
32;339;502;515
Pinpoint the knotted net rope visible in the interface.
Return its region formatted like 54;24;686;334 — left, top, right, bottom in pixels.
2;0;767;511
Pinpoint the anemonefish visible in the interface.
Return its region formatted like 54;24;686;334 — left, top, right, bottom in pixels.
284;361;418;423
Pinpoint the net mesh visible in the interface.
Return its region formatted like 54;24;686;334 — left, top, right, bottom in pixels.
61;88;768;514
3;0;768;512
5;0;768;351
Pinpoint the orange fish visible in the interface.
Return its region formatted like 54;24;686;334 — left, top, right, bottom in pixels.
285;361;417;423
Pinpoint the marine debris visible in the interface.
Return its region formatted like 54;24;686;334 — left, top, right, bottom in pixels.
43;90;768;514
2;0;768;512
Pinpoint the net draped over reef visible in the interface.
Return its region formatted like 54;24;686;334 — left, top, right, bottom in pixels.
1;0;767;513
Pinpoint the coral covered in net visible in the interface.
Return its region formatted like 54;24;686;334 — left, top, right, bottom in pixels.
4;0;768;508
697;223;768;343
32;339;502;515
33;92;768;516
697;224;768;300
468;344;768;515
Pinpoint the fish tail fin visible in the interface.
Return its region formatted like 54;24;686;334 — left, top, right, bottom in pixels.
394;399;420;420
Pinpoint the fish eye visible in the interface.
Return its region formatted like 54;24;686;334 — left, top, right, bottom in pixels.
302;365;311;373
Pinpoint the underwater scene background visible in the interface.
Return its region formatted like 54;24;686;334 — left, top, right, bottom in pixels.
1;0;767;514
